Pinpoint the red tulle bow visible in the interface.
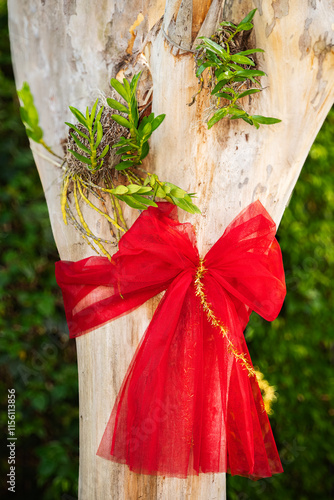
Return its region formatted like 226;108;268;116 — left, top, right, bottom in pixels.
55;200;286;479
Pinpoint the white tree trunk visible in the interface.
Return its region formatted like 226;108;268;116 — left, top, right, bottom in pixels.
8;1;334;498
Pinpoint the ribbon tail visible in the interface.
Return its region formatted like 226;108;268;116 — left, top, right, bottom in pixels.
224;334;284;479
97;269;205;477
204;274;283;479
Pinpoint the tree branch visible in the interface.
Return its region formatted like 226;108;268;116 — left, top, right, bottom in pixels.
192;0;223;48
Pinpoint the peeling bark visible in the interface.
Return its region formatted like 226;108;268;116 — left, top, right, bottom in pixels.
8;1;334;498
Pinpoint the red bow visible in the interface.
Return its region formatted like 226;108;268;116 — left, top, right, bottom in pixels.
56;201;286;479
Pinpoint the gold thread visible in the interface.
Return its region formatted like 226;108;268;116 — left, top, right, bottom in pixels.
195;258;256;378
254;369;277;414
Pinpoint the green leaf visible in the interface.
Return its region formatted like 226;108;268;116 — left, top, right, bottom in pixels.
204;51;222;66
65;122;89;141
155;185;166;198
130;94;139;128
228;63;243;71
96;107;103;121
220;86;237;95
26;127;44;143
95;121;103;148
92;109;103;135
115;161;134;171
151;114;165;132
69;106;87;127
207;108;228;128
238;88;261;98
85;106;91;126
70;133;90;154
120;194;147;210
233;76;248;83
98;144;109;159
237;48;265;56
121;154;138;160
219;21;237;28
150;174;158;187
146;113;155;123
113;137;127;147
211;80;229;94
251;115;282;125
170;187;186;198
141;122;152;138
235;22;254;33
215;92;234;100
17;82;39;127
217;70;234;82
137;116;149;135
115;146;132;155
90;99;99;123
137;115;154;136
196;62;212;77
239;8;257;26
126;184;142;194
215;68;226;78
140;141;149;161
170;196;201;214
198;37;227;57
110;78;129;101
234;69;266;78
230;54;255;66
137;186;154;194
93;107;104;134
114;138;138;149
107;98;129;114
132;194;158;207
17;82;44;142
123;78;131;96
241;115;255;126
68;149;92;165
113;185;128;195
130;72;142;93
111;114;131;128
228;106;247;117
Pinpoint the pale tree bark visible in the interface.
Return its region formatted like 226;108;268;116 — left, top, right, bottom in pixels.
8;0;334;499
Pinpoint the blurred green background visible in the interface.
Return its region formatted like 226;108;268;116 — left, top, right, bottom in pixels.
0;3;333;499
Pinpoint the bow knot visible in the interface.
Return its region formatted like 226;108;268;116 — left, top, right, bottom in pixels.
56;201;286;479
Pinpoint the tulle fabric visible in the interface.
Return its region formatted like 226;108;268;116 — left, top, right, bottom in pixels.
55;201;286;479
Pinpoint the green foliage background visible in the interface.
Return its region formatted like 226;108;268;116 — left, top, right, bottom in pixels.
0;4;78;499
0;3;333;499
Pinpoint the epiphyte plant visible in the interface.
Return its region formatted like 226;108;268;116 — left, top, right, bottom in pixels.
66;100;109;173
61;72;200;257
194;9;281;129
107;74;201;215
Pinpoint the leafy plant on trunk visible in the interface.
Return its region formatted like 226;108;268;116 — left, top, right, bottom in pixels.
194;9;281;129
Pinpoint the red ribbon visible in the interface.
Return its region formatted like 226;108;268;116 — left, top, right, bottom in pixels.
56;201;286;479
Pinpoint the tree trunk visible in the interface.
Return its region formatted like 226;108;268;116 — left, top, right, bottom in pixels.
8;1;334;498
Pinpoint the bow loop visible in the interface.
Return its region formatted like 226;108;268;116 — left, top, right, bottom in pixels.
205;200;285;321
56;203;198;337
